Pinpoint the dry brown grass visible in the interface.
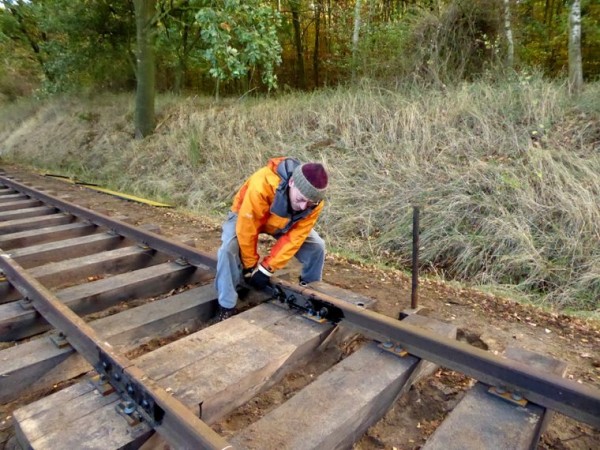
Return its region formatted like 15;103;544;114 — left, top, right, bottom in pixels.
1;77;598;311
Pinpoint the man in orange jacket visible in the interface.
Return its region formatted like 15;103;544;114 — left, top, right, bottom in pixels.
215;156;329;321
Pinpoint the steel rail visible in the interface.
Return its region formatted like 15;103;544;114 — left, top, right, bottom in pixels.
0;176;216;271
2;175;599;429
0;251;232;450
272;278;600;429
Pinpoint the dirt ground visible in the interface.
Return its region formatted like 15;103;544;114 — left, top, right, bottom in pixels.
0;165;599;450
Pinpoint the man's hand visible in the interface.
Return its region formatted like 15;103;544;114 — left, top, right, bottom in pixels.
248;264;272;290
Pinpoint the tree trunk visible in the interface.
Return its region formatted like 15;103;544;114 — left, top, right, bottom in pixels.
313;0;322;87
504;0;514;69
174;58;186;95
352;0;362;80
568;0;583;95
134;0;156;139
290;0;306;89
173;22;190;95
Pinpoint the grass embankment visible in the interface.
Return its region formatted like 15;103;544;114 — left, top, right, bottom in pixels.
0;78;598;313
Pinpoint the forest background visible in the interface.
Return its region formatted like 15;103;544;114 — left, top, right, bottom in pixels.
0;0;598;315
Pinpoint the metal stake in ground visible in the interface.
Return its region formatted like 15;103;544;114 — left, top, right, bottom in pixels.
399;206;425;319
411;205;420;309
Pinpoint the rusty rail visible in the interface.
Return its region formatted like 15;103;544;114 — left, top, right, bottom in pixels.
2;174;599;434
271;278;600;429
0;251;231;450
0;176;215;270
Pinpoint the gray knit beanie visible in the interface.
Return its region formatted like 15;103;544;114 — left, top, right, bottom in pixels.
292;163;328;203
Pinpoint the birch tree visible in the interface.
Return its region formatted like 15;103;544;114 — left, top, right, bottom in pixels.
568;0;583;95
133;0;156;139
503;0;514;68
351;0;362;79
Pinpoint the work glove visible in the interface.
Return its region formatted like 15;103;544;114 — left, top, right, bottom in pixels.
243;266;255;280
248;264;272;290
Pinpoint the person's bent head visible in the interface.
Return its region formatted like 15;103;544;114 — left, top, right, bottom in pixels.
289;162;328;211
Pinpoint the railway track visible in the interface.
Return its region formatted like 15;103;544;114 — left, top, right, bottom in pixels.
0;171;598;449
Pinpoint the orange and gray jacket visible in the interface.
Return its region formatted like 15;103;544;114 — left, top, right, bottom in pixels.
231;156;324;272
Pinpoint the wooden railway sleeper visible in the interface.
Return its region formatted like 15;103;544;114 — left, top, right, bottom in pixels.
277;277;573;416
3;175;599;434
0;251;232;450
0;175;217;271
268;277;600;429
